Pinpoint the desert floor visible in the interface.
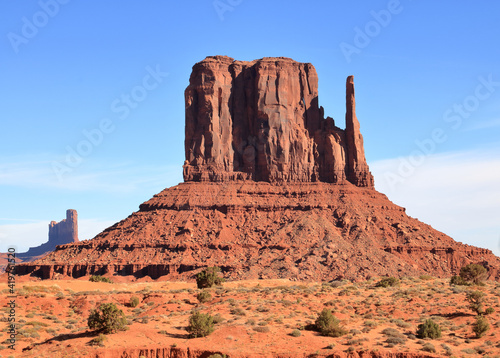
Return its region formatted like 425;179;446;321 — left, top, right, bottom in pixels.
1;275;499;357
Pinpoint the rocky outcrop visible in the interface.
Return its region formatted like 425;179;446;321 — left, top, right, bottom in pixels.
183;56;373;187
88;347;439;358
48;209;78;246
15;182;500;281
16;57;500;282
17;209;78;262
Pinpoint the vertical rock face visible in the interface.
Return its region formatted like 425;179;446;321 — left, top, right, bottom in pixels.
49;209;79;246
183;56;374;187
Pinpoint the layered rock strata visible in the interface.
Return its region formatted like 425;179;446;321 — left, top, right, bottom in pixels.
16;57;500;281
16;182;500;281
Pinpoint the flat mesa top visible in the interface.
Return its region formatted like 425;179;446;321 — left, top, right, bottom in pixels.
196;55;310;66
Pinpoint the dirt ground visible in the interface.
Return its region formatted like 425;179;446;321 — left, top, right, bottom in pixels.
1;275;499;357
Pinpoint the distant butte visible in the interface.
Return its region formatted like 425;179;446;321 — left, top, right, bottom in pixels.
17;56;500;281
17;209;79;263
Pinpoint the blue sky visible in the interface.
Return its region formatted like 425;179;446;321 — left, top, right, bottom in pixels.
1;1;499;256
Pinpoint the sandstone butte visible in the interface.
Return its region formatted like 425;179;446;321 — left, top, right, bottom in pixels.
0;209;78;271
17;56;500;282
20;209;79;262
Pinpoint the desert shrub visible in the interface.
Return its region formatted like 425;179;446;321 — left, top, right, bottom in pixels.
441;343;452;355
291;329;301;337
212;313;225;324
466;290;485;315
196;290;212;303
207;354;228;358
350;329;362;335
256;306;270;313
375;277;399;288
421;343;436;353
472;315;489;338
55;292;64;299
89;275;113;283
129;296;140;308
253;326;270;333
450;275;469;286
381;327;406;338
392;318;411;328
419;274;434;280
314;309;347;337
25;321;49;327
461;348;476;354
460;264;487;285
187;311;214;338
89;333;107;346
230;307;246;316
416;319;441;339
195;267;224;289
87;303;127;334
485;307;494;315
386;337;406;345
364;320;377;328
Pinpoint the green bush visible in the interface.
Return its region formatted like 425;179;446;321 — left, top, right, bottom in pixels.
197;290;212;303
88;303;127;334
375;277;399;288
459;264;487;285
187;311;215;338
89;275;113;283
195;267;225;289
485;307;494;315
416;319;441;339
450;275;469;286
466;290;485;315
472;315;489;338
129;296;140;308
314;309;347;337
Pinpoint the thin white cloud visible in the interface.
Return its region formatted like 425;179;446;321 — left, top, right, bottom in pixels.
371;147;500;256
